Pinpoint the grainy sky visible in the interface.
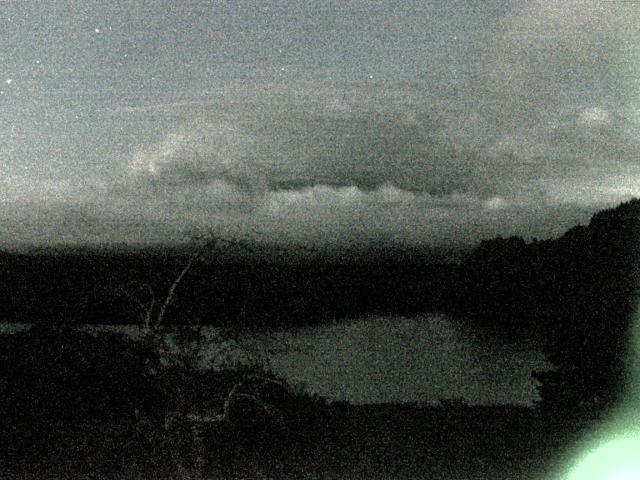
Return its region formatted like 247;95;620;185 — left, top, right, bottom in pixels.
1;0;638;247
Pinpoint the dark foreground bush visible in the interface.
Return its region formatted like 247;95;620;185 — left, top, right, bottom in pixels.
0;326;329;477
0;325;163;463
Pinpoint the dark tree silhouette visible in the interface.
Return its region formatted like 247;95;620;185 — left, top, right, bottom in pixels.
532;199;640;415
0;324;163;466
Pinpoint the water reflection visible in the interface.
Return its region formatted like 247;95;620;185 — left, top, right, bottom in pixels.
269;314;549;405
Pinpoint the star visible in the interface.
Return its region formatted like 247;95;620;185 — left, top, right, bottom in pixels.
95;28;101;34
5;78;12;85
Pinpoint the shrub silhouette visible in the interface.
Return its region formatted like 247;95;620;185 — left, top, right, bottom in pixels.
0;325;163;462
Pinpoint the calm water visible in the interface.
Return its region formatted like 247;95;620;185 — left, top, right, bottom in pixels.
270;314;549;405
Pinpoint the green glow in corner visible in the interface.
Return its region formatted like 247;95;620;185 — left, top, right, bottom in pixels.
564;436;640;480
558;319;640;480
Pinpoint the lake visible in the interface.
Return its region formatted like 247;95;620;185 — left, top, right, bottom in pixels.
269;313;549;405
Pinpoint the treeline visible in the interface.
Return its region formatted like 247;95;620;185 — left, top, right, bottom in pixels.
0;245;453;330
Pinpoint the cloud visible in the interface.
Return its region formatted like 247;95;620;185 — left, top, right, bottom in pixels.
124;120;264;190
2;1;638;248
113;83;544;201
22;79;632;248
579;107;611;126
0;174;593;249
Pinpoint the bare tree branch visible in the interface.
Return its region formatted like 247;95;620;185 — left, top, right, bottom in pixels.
142;283;156;330
155;252;198;329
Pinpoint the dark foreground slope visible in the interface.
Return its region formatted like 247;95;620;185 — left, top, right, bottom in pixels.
2;401;586;480
0;326;588;480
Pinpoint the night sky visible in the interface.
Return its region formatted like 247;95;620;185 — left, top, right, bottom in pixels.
1;1;638;248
